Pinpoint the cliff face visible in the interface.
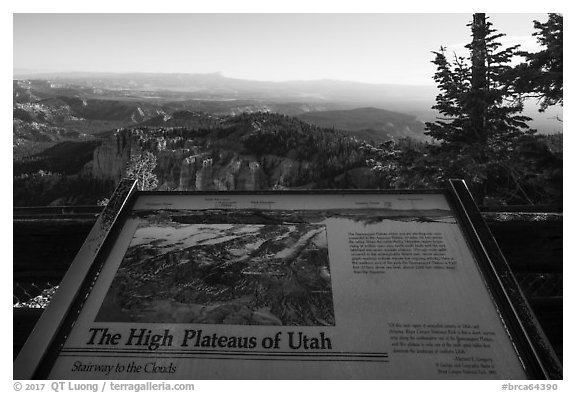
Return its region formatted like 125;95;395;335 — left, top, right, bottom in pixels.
156;148;197;190
91;129;273;191
92;130;142;181
186;156;267;191
89;112;377;191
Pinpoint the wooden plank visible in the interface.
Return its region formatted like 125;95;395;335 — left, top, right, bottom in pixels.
485;220;562;273
13;220;95;280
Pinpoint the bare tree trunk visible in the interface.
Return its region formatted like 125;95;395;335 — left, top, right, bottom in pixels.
469;13;489;205
470;13;488;145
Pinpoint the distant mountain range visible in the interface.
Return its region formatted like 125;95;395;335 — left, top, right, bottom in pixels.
14;71;562;133
13;71;437;107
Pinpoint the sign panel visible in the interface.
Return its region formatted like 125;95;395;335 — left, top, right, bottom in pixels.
14;182;560;379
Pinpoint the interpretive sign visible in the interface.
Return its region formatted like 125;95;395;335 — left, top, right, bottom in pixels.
14;180;561;379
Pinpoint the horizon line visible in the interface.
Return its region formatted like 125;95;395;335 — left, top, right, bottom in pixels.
12;69;438;88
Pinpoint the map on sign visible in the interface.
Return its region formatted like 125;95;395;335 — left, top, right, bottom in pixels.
96;217;335;326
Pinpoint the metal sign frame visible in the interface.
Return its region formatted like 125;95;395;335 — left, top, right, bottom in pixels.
13;179;562;379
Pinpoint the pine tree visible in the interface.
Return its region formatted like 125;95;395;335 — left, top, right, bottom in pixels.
425;13;533;203
511;13;563;112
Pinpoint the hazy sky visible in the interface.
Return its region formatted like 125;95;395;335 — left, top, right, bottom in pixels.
13;13;548;86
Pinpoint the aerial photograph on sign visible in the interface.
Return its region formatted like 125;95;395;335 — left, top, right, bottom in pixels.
96;210;335;326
